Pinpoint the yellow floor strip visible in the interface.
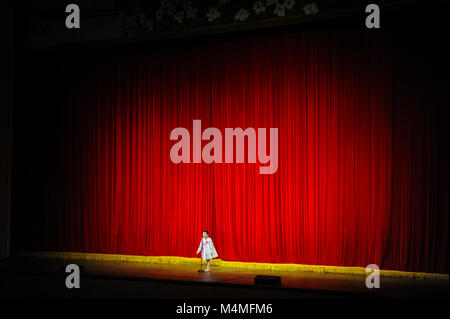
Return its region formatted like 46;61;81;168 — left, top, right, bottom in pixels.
14;251;449;281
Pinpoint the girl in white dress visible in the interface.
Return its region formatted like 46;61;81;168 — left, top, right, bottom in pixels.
196;230;218;272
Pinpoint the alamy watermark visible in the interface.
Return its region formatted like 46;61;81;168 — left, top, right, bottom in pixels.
365;264;380;288
65;263;80;289
170;120;279;174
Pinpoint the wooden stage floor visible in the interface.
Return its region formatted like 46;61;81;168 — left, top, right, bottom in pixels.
1;257;448;299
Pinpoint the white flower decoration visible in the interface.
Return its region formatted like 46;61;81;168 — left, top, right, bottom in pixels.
253;1;266;14
126;15;137;27
303;2;318;15
235;8;250;22
284;0;295;10
137;11;146;26
186;6;197;19
160;0;170;9
174;11;184;23
274;3;286;17
155;9;164;23
167;5;176;16
206;7;221;22
266;0;276;6
145;20;154;31
182;1;193;10
218;0;231;7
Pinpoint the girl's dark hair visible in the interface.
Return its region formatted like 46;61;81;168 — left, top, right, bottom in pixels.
203;230;209;235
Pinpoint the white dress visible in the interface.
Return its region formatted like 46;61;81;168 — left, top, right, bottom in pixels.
196;237;218;260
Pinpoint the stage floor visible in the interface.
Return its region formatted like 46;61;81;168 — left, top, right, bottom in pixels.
1;257;448;299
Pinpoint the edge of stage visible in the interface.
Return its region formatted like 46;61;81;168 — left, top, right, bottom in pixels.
1;252;448;299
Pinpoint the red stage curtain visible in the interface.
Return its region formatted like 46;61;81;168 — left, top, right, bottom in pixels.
13;25;448;273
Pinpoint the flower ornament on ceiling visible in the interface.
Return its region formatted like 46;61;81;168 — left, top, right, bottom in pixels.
274;3;286;17
206;7;221;22
155;8;164;23
160;0;170;9
185;6;197;19
167;4;176;16
235;8;250;22
253;1;266;14
137;10;146;25
182;0;193;9
284;0;295;10
118;0;320;37
174;11;184;23
218;0;231;7
303;2;319;15
145;20;155;31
